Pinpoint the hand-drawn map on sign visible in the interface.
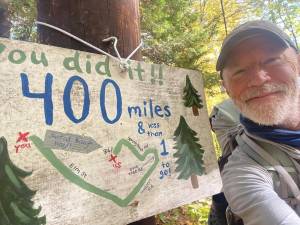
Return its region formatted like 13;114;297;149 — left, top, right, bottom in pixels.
0;38;221;225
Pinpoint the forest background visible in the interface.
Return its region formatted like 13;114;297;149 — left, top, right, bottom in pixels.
3;0;300;224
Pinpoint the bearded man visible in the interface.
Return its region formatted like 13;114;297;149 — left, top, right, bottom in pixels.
211;20;300;225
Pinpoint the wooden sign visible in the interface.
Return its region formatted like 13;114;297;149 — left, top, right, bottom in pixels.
0;38;221;225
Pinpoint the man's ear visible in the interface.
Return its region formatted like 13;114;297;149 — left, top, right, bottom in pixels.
219;80;226;93
221;79;230;96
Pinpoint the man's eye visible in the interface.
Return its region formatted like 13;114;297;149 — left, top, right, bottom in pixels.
263;57;281;65
233;69;245;76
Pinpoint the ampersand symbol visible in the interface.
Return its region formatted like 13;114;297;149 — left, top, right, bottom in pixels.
138;121;145;134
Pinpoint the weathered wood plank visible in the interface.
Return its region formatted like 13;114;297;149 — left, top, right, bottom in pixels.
0;38;221;225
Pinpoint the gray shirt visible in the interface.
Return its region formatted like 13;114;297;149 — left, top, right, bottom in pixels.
222;147;300;225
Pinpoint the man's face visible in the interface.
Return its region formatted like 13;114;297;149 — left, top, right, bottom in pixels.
222;35;300;127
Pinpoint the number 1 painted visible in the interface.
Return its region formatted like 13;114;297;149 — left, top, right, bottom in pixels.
160;139;169;156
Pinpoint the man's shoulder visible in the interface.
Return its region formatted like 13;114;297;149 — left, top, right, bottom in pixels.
210;99;240;128
222;147;271;178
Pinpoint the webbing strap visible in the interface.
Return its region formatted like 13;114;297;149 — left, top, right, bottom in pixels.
240;133;300;203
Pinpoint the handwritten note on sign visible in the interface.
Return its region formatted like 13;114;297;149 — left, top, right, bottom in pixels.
0;38;221;225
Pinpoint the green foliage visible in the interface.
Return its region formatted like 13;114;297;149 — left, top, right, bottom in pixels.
141;0;217;70
205;87;228;158
8;0;37;41
240;0;300;48
173;116;205;179
140;0;245;90
157;208;182;225
156;199;211;225
0;137;46;225
187;200;211;224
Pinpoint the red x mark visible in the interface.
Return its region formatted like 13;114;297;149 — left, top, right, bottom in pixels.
16;132;30;143
108;154;118;163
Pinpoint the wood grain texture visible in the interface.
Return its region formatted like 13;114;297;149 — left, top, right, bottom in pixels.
37;0;141;59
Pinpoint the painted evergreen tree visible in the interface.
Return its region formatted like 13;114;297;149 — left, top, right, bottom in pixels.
0;137;46;225
173;116;205;188
183;75;203;116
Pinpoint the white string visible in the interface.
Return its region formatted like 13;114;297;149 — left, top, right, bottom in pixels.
36;21;143;69
102;36;122;61
35;21;119;61
125;41;143;62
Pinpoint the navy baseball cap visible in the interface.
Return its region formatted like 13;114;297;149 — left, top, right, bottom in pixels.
216;20;297;72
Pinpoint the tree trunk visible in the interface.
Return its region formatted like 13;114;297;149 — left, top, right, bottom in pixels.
0;0;11;38
37;0;141;59
191;174;199;189
220;0;227;36
37;1;153;224
192;105;199;116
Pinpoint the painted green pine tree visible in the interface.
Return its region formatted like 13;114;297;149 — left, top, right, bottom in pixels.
173;116;205;188
0;137;46;225
183;75;203;116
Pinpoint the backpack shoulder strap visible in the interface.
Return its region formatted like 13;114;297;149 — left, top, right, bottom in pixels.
235;133;270;167
237;132;300;203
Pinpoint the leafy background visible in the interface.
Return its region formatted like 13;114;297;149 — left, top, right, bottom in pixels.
4;0;300;224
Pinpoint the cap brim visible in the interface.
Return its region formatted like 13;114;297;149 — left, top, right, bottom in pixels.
216;29;289;71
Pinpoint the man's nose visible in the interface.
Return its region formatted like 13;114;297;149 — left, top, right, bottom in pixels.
247;66;271;87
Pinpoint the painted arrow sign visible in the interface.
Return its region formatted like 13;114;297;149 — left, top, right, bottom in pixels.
44;130;102;153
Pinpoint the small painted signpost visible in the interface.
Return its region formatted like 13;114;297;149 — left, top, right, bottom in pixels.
0;38;221;225
44;130;102;153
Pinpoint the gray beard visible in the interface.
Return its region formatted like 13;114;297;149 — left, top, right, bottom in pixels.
234;81;300;127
